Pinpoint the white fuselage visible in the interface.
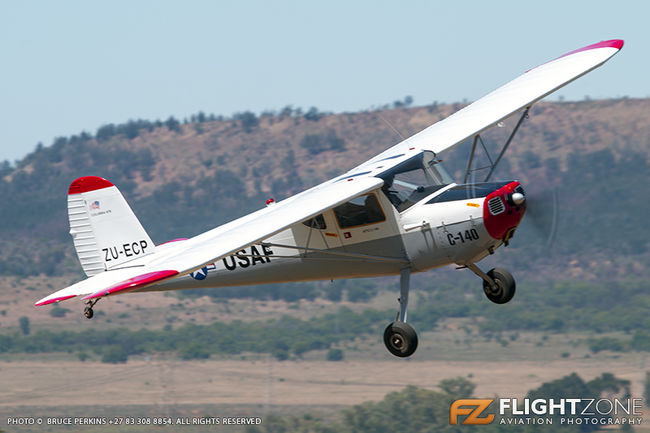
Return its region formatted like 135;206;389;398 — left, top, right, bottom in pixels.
151;180;523;293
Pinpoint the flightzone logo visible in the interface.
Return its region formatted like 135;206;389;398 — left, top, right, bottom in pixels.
450;399;494;425
450;398;644;426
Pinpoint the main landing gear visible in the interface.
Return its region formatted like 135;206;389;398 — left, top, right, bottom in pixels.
466;264;516;304
83;298;100;319
384;268;418;358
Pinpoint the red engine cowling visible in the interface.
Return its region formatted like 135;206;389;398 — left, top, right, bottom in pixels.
483;181;526;241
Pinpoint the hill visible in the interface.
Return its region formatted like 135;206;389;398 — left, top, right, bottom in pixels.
0;98;648;282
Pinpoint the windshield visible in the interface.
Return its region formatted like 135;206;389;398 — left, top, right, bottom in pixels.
379;151;453;212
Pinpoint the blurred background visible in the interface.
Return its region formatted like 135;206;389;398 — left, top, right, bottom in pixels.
0;1;648;432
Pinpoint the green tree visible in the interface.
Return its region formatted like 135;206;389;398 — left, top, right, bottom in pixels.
179;342;210;360
101;345;128;363
18;316;30;336
273;348;289;361
96;123;116;141
303;107;322;122
527;372;630;432
300;133;326;154
49;307;70;318
439;376;475;398
164;116;181;132
239;111;259;133
326;348;343;361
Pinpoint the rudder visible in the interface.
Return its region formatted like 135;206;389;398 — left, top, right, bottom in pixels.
68;176;154;276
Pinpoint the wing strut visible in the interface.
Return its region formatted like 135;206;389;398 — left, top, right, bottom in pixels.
462;107;530;183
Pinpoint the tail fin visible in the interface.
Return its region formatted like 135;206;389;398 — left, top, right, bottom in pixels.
68;176;154;276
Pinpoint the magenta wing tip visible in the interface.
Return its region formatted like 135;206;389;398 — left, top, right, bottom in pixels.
558;39;624;60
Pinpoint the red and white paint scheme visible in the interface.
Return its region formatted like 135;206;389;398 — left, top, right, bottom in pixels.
35;40;623;358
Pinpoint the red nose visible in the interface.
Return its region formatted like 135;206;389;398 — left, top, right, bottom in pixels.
483;181;526;240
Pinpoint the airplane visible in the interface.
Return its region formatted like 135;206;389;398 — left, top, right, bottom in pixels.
35;39;623;358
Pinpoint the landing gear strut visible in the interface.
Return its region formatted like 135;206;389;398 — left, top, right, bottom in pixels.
466;264;516;304
384;268;418;357
83;298;100;319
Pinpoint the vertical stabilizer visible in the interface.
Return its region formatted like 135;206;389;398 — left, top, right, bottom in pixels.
68;176;154;276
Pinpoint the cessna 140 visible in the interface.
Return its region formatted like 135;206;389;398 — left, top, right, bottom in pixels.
36;39;623;357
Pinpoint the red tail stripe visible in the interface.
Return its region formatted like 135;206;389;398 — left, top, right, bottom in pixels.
68;176;114;195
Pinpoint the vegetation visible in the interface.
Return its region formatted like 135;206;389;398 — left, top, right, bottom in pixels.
299;129;345;154
587;332;650;353
101;345;128;363
525;373;631;433
0;307;395;360
247;373;630;433
326;348;343;361
247;381;480;433
3;284;650;359
235;111;259;133
18;316;30;336
49;306;70;318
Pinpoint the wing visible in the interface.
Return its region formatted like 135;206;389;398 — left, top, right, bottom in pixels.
356;39;624;170
35;175;383;306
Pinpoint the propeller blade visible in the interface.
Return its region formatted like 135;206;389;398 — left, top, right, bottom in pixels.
521;187;559;249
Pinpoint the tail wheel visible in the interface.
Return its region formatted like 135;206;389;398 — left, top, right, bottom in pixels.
383;321;418;357
84;306;94;319
483;267;516;304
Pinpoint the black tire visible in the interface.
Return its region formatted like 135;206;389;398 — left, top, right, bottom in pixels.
383;321;418;357
483;267;516;304
84;307;94;319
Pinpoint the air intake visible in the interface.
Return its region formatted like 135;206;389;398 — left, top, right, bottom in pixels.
488;197;505;215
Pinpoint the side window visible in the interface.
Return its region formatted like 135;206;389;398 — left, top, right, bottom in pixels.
302;214;327;229
334;194;386;229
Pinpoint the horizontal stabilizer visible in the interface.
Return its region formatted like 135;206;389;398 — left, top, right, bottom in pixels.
82;270;179;300
34;266;178;306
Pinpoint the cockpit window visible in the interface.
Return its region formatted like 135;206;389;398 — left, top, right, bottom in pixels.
334;194;386;228
302;214;327;229
379;151;453;212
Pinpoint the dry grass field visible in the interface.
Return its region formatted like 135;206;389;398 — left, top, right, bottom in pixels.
2;278;649;432
0;356;646;409
0;353;648;432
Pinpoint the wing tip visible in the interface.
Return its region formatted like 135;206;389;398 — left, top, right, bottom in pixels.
35;295;77;307
557;39;624;61
527;39;624;73
69;176;114;195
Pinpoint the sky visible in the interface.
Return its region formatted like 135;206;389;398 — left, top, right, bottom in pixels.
1;0;647;162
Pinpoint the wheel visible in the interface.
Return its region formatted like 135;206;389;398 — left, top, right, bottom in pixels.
483;267;516;304
383;321;418;357
84;306;94;319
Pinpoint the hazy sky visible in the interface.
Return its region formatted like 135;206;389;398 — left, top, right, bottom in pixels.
1;0;647;162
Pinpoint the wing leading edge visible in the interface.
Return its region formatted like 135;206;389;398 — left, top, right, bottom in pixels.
35;176;384;306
